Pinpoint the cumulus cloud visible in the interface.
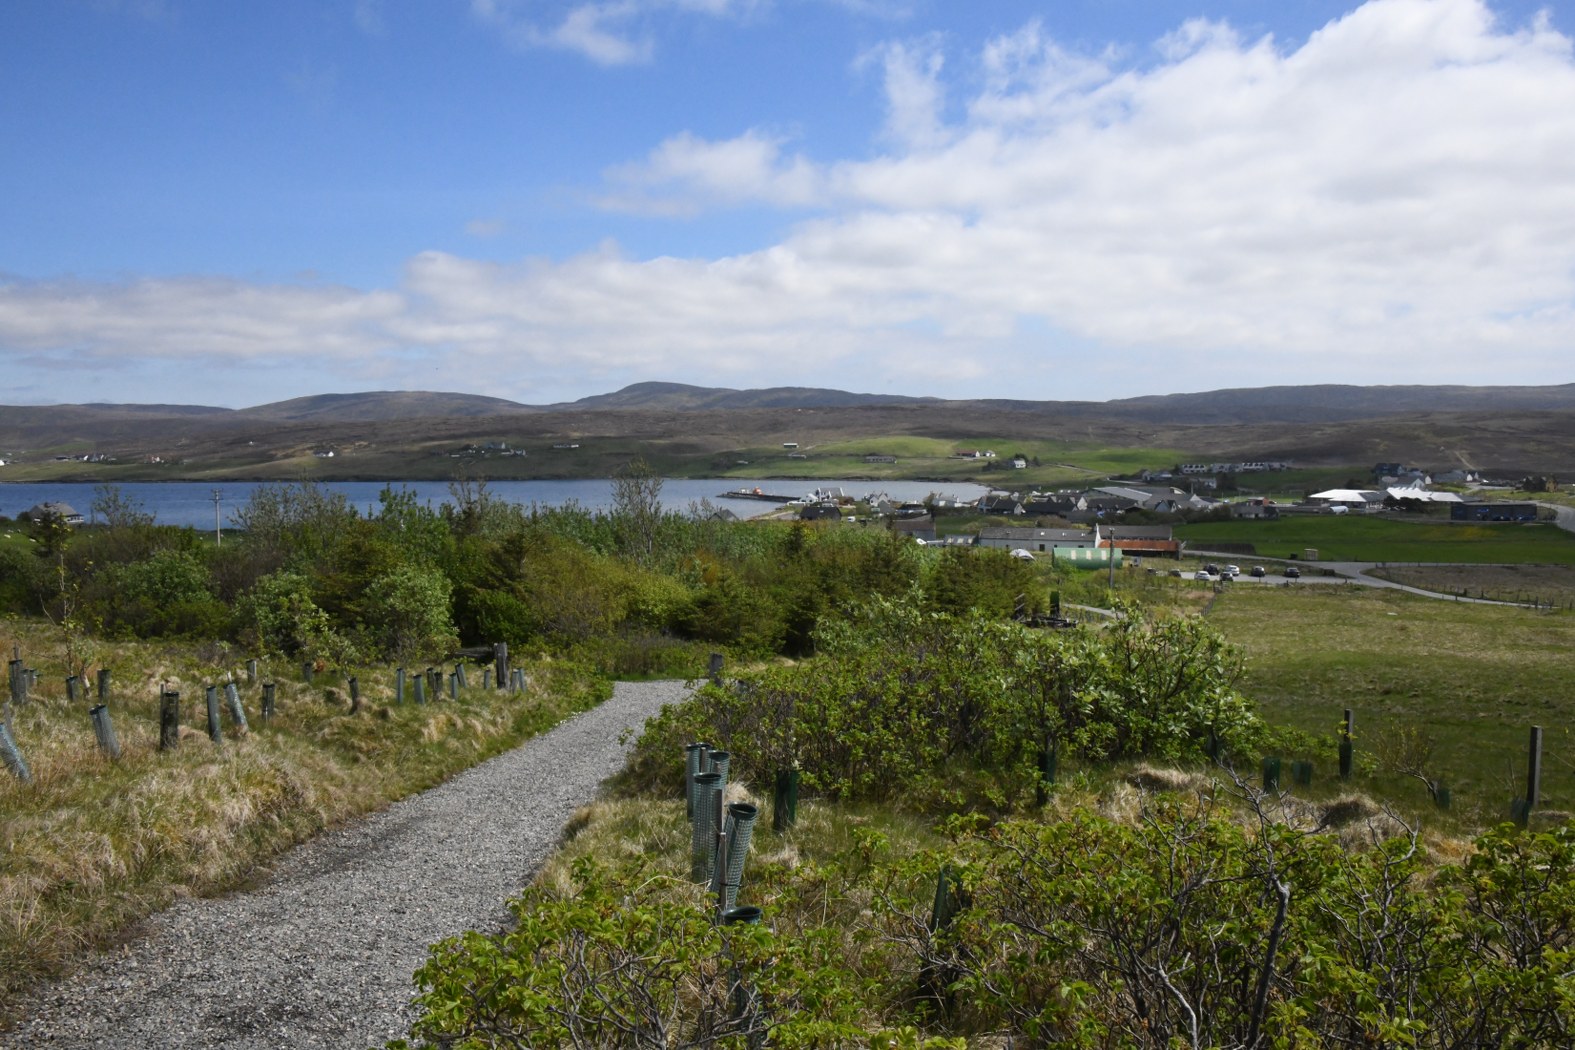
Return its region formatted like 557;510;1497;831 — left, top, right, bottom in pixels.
601;131;824;213
7;0;1575;403
859;35;950;150
0;276;404;379
470;0;762;65
593;0;1575;381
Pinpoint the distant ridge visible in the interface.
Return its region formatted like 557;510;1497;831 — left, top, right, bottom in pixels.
237;391;533;423
9;382;1575;431
11;382;1575;425
5;381;1575;479
559;381;940;412
965;383;1575;424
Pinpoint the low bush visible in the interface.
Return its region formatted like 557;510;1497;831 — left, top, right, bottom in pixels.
626;596;1261;805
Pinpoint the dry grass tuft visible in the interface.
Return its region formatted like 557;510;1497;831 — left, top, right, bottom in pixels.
1313;794;1383;830
0;620;607;1007
1123;764;1211;795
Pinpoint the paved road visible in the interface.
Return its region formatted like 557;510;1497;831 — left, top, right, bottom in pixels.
3;680;688;1050
1538;501;1575;534
1184;551;1538;606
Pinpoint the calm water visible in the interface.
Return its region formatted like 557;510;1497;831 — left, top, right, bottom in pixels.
0;479;990;530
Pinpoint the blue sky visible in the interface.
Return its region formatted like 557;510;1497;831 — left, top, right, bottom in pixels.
3;0;1573;408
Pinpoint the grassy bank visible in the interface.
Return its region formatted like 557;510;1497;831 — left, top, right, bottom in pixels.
1369;563;1575;607
0;617;610;1005
1205;584;1575;824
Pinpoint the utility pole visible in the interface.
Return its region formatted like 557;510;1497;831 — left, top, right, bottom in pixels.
212;489;223;546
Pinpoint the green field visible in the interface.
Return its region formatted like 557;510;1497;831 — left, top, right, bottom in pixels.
1177;515;1575;564
709;437;1191;487
1208;585;1575;824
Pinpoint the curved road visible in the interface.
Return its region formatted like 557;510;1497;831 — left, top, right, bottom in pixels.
1183;551;1546;606
2;680;688;1050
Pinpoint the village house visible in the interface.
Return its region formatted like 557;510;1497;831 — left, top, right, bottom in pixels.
798;503;843;522
978;493;1025;515
974;526;1095;553
22;502;85;526
1099;524;1181;559
1232;498;1279;519
890;517;937;544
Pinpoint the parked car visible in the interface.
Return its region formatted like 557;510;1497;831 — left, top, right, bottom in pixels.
1284;566;1302;578
1224;564;1241;578
1203;563;1220;575
1196;570;1217;582
1249;565;1267;578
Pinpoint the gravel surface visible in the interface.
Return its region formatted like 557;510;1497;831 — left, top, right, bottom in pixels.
3;679;688;1050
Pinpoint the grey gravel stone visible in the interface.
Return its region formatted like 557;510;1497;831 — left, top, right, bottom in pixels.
3;680;689;1050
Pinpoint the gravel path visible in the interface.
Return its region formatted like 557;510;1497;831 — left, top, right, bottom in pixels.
3;680;688;1050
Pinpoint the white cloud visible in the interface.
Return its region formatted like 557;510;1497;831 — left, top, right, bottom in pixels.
860;35;950;150
601;130;824;213
0;276;404;368
471;0;762;65
8;0;1575;403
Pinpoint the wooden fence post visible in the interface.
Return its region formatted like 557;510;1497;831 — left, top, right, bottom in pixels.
494;643;509;690
1527;724;1543;811
1339;709;1354;781
348;676;360;715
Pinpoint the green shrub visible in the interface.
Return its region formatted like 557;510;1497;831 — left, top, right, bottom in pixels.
630;597;1259;803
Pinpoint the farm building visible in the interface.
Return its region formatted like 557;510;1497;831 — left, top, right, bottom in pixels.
1099;525;1181;559
1450;502;1538;522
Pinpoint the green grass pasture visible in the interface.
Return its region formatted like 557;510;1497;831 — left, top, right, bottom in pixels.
709;436;1190;486
1178;515;1575;564
1207;585;1575;824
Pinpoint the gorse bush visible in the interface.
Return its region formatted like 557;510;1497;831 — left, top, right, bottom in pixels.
629;596;1261;803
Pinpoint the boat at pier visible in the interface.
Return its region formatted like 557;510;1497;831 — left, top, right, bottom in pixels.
719;487;798;503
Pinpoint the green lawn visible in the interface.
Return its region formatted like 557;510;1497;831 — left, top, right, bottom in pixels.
1208;585;1575;825
1177;515;1575;564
